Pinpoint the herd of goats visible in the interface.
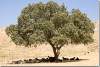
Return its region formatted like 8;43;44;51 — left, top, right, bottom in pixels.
10;56;80;64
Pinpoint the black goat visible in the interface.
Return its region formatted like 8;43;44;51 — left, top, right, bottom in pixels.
48;56;55;62
75;57;79;60
70;57;75;60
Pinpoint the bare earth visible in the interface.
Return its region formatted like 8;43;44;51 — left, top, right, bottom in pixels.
0;22;99;66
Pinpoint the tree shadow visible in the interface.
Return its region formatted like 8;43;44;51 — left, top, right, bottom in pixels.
62;59;89;63
9;57;89;64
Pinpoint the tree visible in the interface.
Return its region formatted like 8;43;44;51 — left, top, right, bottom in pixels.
6;1;95;60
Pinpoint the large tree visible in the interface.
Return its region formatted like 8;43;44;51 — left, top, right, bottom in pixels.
6;1;95;60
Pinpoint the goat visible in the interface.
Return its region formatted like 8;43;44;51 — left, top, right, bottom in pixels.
70;57;75;60
75;57;79;60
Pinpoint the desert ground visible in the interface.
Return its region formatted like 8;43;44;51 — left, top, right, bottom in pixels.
0;22;99;66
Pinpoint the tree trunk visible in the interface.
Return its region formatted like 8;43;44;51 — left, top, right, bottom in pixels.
47;39;60;60
52;47;60;60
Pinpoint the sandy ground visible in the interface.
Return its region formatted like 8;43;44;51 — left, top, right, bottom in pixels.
0;22;99;66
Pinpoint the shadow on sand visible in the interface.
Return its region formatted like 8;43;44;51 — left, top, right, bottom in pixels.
9;57;89;64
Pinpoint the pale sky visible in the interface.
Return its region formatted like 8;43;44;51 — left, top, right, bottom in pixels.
0;0;99;27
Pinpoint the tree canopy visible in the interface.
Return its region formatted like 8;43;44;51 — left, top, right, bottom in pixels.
6;1;95;59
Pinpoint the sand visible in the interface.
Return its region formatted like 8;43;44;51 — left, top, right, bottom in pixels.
0;22;99;66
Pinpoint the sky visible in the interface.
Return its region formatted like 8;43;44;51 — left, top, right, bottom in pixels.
0;0;99;27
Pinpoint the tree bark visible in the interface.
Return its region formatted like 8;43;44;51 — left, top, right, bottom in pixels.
52;47;60;60
47;39;60;60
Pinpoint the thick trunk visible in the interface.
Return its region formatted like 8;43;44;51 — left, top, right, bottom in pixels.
52;47;60;60
47;39;60;60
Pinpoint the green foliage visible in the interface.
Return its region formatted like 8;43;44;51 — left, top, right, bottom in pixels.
6;1;94;49
70;9;95;44
6;25;24;45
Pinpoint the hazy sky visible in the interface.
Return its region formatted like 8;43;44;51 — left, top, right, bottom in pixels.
0;0;99;27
